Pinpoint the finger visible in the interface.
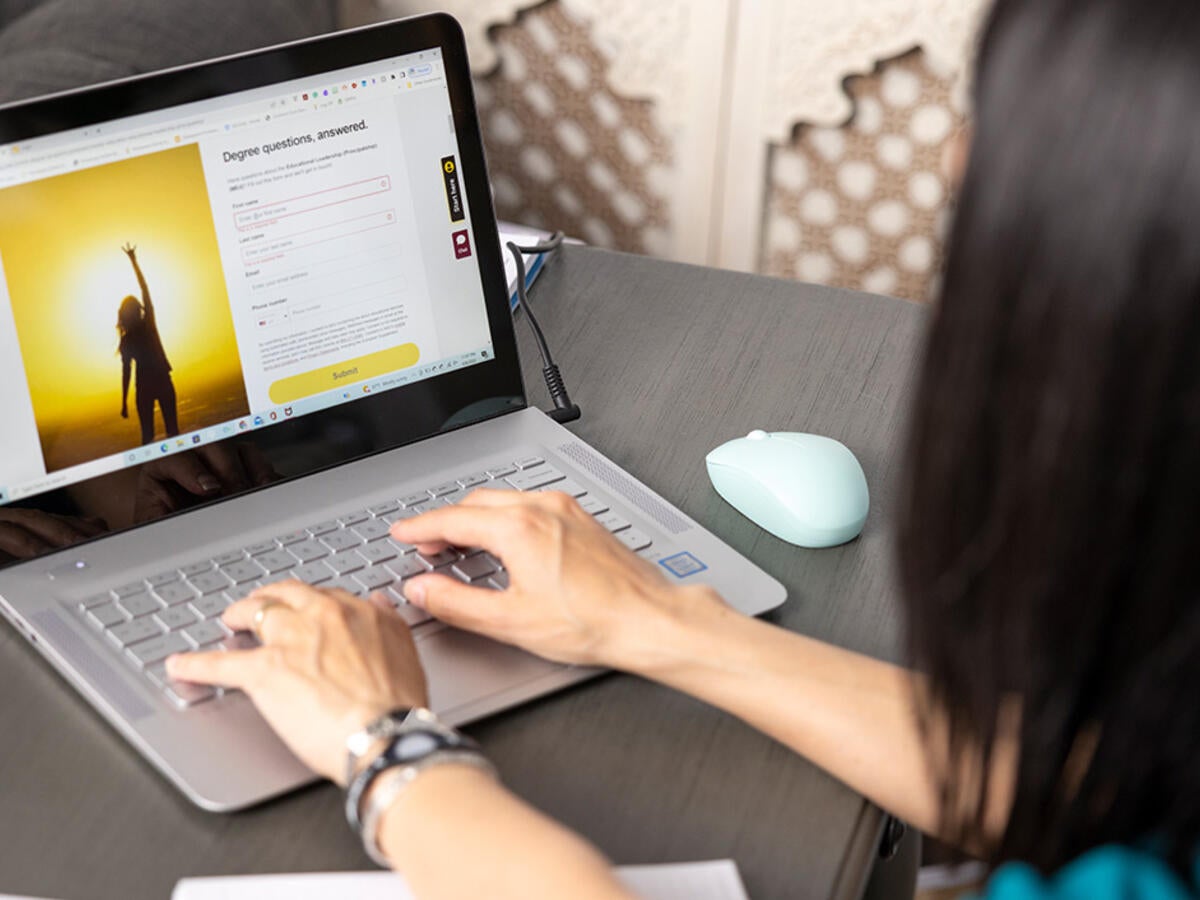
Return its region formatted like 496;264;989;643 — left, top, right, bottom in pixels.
367;591;393;613
403;573;510;637
0;523;52;559
165;648;260;688
236;443;279;487
6;510;92;547
245;578;329;610
194;445;250;491
223;596;300;643
149;453;222;496
457;487;540;508
390;504;524;555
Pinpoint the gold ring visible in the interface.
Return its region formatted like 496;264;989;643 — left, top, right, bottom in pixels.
251;598;287;641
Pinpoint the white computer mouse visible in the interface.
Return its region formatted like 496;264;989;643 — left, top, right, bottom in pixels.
705;430;869;548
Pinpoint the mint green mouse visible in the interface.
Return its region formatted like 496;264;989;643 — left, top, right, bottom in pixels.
705;430;870;548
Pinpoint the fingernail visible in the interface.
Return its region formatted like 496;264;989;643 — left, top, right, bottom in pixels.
165;654;182;675
197;475;220;492
404;580;426;607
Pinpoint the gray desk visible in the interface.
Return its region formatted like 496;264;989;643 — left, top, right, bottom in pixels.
0;247;925;900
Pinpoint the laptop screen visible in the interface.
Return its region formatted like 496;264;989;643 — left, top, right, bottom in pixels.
0;19;526;570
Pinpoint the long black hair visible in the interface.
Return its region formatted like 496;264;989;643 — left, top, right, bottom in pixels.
897;0;1200;875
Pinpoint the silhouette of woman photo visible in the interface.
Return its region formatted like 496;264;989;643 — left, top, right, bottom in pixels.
117;243;179;444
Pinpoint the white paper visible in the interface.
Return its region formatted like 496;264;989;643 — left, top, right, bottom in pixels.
172;859;749;900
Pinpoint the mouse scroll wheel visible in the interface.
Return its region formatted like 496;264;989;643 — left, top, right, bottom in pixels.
746;430;769;441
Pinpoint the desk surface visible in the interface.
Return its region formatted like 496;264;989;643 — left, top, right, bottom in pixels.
0;247;925;900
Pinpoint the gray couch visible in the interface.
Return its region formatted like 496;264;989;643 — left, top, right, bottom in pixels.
0;0;339;103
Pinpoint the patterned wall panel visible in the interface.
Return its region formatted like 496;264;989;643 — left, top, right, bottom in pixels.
471;1;675;255
761;49;962;303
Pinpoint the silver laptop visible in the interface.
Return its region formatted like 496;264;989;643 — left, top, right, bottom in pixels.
0;15;785;811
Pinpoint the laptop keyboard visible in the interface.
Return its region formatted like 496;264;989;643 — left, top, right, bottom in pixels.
70;456;656;709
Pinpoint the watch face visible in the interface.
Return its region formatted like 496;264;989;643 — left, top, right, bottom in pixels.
395;731;440;760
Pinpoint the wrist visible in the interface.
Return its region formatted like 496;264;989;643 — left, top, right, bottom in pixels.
608;583;731;679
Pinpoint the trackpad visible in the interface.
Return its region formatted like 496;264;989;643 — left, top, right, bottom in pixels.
415;627;561;713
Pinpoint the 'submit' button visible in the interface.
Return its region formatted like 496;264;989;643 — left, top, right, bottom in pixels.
268;343;420;403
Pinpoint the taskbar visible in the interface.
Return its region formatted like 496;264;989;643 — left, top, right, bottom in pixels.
0;346;493;505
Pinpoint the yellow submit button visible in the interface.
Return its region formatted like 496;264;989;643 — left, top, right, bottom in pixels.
268;343;420;404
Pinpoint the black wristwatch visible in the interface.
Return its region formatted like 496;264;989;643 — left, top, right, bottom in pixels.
343;707;487;834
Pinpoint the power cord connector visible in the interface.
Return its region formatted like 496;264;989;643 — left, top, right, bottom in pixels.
506;232;581;424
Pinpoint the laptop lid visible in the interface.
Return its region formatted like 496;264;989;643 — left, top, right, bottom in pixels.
0;15;526;573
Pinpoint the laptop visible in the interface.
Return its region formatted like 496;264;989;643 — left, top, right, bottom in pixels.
0;14;785;811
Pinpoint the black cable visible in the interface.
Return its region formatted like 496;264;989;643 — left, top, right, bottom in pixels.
506;232;581;424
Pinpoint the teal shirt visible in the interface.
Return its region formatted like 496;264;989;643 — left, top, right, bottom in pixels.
981;847;1198;900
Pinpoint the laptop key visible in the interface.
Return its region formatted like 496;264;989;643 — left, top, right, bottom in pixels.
87;603;127;629
507;467;565;491
181;561;214;577
277;530;309;546
112;581;147;599
221;560;265;584
354;519;391;542
486;463;517;478
595;512;632;534
223;581;261;602
438;491;464;506
245;540;278;556
326;550;365;575
154;606;198;632
386;556;426;580
308;519;340;536
213;550;246;566
126;632;190;668
339;509;370;527
323;530;362;552
256;549;298;574
616;529;653;552
288;540;328;563
417;549;459;571
189;593;229;620
153;582;197;607
577;495;609;515
293;561;334;584
107;617;164;648
387;537;418;555
187;570;231;595
183;618;229;649
382;508;418;525
354;566;395;592
357;542;397;565
368;500;399;517
79;592;114;610
452;555;498;583
457;473;489;489
146;571;180;588
325;576;365;596
395;601;432;627
540;478;587;498
515;456;544;469
221;632;260;652
117;593;163;619
428;482;460;498
399;492;431;508
487;572;511;591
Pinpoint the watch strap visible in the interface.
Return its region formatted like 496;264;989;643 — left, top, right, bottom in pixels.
344;710;482;832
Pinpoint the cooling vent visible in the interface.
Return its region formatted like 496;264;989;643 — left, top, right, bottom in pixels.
33;609;153;720
556;442;692;535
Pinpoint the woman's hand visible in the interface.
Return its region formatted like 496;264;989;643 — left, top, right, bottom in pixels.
133;443;279;522
166;581;428;785
391;490;726;673
0;508;107;562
